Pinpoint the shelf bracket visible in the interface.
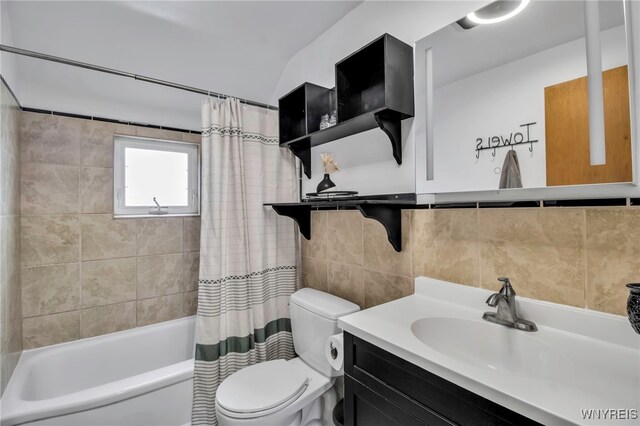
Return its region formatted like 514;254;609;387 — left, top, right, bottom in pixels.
356;204;402;252
374;110;403;165
271;205;312;239
287;139;312;179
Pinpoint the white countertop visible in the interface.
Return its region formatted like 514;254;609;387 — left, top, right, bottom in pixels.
338;277;640;426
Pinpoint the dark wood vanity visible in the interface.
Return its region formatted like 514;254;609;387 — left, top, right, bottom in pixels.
343;332;542;426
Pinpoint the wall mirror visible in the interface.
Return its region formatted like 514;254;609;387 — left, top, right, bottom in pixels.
415;0;638;202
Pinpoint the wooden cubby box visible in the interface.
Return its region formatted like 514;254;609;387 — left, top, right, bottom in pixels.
278;33;414;179
336;34;414;123
279;83;334;144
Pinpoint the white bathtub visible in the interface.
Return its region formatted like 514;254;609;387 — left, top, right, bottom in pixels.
1;316;195;426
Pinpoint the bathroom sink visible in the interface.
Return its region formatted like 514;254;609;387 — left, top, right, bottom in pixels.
410;317;573;379
339;277;640;425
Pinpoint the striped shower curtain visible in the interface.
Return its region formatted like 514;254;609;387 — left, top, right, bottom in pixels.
192;98;299;425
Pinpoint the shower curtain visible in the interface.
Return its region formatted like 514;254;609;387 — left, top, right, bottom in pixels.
192;98;299;425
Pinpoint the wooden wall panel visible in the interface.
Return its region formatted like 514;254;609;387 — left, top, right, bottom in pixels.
545;65;632;186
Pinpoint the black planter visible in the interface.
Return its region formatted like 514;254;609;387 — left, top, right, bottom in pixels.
627;283;640;334
316;173;336;193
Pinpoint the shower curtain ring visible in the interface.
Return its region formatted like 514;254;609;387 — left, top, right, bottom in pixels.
492;147;496;157
475;150;480;159
529;141;534;152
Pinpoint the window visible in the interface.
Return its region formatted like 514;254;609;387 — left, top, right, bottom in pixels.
114;135;199;217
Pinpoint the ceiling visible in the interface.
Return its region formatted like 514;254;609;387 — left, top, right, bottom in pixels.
3;1;361;129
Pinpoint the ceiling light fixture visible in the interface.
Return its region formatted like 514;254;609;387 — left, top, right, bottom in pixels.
466;0;531;25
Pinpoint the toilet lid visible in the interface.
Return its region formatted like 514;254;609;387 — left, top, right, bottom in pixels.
216;359;309;415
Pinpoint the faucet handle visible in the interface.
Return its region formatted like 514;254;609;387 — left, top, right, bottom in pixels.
497;277;516;297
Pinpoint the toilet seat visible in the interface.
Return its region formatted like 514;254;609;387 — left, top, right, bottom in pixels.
216;359;309;419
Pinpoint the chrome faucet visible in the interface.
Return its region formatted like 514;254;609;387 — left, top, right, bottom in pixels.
483;277;537;332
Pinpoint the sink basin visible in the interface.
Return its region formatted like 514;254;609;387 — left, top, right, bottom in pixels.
411;317;574;379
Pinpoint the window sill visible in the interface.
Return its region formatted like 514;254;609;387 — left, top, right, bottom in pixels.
113;213;200;219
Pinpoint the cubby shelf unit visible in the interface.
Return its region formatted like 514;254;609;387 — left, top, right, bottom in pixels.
278;34;414;178
265;194;416;252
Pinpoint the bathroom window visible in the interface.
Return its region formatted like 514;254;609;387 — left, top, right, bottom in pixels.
113;136;200;217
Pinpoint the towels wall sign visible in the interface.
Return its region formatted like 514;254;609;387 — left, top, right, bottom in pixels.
475;122;538;159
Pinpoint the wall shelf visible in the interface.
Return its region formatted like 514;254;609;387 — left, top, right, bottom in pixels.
279;34;414;178
265;194;416;252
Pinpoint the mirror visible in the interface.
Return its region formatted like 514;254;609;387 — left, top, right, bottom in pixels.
415;0;636;199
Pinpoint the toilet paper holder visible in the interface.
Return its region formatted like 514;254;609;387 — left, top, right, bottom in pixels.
330;342;338;360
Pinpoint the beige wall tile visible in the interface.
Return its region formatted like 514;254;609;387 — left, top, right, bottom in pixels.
327;262;364;308
80;302;136;338
137;253;183;298
586;209;640;315
137;218;183;255
184;291;198;316
411;209;479;286
326;211;363;266
21;214;80;266
1;81;22;395
184;217;201;252
479;209;585;307
1;215;20;281
182;133;201;144
80;167;113;214
363;211;412;277
22;264;79;317
81;215;136;260
21;163;79;214
82;258;136;308
1;147;20;216
184;251;200;292
135;126;184;141
363;270;413;309
23;311;79;349
80;122;133;168
301;211;328;259
302;256;328;292
137;294;183;326
20;112;82;165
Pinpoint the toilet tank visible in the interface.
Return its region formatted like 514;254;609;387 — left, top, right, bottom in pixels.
290;288;360;377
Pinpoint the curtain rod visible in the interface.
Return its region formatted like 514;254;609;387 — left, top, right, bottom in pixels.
0;44;278;111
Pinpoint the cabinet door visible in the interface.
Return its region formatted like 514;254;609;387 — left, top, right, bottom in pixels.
345;376;426;426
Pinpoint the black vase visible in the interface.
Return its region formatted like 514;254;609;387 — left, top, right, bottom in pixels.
627;283;640;334
316;174;336;193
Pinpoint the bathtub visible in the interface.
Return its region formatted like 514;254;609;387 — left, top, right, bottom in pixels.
1;316;195;426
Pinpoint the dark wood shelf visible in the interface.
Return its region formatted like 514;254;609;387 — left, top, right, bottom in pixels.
279;34;414;178
265;194;416;252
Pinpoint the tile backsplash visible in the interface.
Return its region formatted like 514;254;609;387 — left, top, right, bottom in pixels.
19;111;201;349
1;80;22;395
302;207;640;316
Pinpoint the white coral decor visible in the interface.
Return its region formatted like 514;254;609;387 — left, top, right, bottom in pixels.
320;153;339;174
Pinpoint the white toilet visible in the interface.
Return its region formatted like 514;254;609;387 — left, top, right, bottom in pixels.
215;288;360;426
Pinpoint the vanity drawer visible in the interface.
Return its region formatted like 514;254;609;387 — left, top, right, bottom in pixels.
344;332;541;426
345;375;427;426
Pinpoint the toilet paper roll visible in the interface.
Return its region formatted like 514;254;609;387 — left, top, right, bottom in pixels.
326;333;344;372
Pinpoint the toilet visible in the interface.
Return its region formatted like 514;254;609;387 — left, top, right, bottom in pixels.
215;288;360;426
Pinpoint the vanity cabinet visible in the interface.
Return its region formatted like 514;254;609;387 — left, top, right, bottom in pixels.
343;332;541;426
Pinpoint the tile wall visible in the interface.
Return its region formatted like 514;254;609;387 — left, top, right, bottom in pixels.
0;80;22;395
302;207;640;316
19;112;201;349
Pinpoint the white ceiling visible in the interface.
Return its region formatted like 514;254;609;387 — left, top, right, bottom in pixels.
4;1;361;129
